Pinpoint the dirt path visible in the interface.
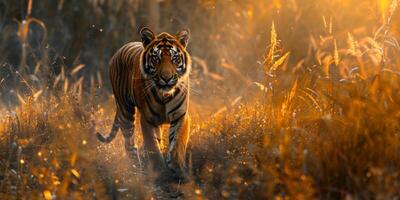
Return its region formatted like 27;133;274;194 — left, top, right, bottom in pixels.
93;135;186;199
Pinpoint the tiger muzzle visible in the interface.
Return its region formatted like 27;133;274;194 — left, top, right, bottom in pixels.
156;74;178;89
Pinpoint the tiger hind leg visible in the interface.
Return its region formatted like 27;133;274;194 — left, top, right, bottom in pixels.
121;127;137;153
116;108;141;163
110;104;141;162
120;127;142;167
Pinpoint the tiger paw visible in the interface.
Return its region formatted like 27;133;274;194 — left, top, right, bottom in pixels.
168;166;189;184
125;146;141;165
124;144;138;154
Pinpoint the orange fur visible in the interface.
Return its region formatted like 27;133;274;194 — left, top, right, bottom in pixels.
97;29;191;178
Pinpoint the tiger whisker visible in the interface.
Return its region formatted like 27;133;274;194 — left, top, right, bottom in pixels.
185;84;200;95
180;84;195;95
178;84;187;94
189;88;201;95
143;81;155;98
144;82;154;91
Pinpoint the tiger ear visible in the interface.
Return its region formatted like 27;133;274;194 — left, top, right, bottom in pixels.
140;27;155;47
176;29;190;48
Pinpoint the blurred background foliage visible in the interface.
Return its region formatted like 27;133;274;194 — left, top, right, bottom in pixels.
0;0;396;109
0;0;400;199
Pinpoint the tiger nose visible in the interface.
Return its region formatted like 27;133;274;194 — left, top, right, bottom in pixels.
160;75;177;86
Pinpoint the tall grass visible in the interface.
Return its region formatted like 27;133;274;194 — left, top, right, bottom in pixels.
0;0;399;199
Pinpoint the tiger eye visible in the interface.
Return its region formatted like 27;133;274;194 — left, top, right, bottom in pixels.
173;56;181;64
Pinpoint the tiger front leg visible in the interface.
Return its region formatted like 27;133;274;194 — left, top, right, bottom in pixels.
166;114;190;182
140;116;165;171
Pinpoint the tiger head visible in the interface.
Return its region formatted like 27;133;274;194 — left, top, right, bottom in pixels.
139;27;191;97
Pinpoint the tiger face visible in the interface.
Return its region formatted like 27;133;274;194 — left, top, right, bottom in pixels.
140;28;191;97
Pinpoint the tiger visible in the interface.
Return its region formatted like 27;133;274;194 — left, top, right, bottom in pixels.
96;27;191;180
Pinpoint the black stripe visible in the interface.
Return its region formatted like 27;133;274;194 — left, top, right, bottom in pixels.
160;44;173;49
144;96;161;118
121;109;134;122
124;96;135;114
119;106;134;122
168;94;186;114
163;96;173;104
169;132;175;142
144;117;158;127
171;112;186;125
151;87;164;104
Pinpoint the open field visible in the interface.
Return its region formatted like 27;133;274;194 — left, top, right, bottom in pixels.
0;0;400;199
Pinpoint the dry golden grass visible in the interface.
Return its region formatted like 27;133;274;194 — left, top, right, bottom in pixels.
0;0;400;199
